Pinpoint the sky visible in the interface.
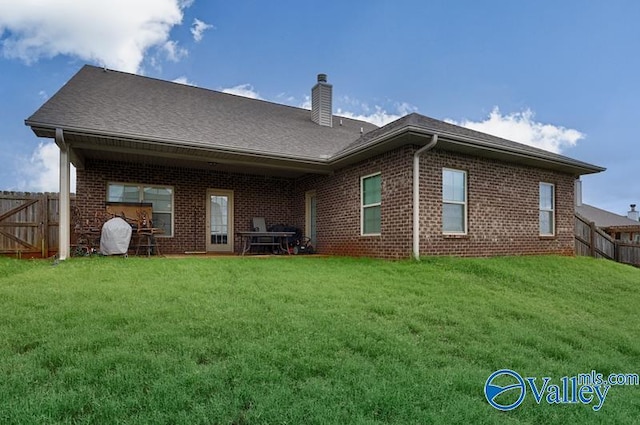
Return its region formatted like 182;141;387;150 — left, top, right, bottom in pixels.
0;0;638;216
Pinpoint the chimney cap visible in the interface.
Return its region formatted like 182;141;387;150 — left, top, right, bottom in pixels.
631;204;637;211
317;73;327;83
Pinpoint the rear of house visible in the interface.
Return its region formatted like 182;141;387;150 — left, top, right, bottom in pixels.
25;66;604;259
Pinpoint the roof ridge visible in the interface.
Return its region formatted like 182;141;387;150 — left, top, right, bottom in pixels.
83;64;377;127
577;203;640;226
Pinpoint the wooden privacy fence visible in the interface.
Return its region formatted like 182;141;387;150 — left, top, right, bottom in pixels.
575;213;640;267
0;192;74;258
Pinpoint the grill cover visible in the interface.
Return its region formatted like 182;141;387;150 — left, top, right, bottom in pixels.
100;217;132;255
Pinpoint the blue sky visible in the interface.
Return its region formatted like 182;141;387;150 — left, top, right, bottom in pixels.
0;0;638;215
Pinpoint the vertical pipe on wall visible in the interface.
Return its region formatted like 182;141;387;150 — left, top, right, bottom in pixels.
413;134;438;260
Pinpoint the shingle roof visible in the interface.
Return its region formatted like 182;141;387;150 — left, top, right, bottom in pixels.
26;65;377;161
336;113;601;173
576;204;640;228
26;65;604;175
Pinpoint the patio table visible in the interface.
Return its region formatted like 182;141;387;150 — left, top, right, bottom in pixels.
236;231;295;255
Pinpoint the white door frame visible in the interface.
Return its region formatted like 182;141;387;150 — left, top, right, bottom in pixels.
206;189;234;252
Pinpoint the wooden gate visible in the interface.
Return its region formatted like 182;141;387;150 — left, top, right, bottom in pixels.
0;192;65;258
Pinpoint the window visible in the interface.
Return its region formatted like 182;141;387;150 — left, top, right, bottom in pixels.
107;183;174;236
539;182;555;236
361;173;381;235
442;169;467;234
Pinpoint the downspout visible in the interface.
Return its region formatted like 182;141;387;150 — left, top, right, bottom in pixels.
413;134;438;260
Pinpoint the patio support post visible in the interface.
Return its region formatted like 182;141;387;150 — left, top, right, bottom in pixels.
412;134;438;260
56;128;71;260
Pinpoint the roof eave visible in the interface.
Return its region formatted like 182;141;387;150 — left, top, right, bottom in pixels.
602;225;640;232
433;128;605;175
26;121;329;164
330;124;605;175
26;122;332;176
437;137;605;176
27;119;605;177
328;125;433;169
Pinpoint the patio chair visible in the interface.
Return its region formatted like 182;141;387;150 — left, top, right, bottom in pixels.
252;217;267;232
134;209;163;256
251;217;272;253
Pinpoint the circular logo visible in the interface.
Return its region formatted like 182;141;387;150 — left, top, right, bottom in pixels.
484;369;527;411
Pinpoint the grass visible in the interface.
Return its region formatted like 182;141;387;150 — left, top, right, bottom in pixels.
0;255;639;424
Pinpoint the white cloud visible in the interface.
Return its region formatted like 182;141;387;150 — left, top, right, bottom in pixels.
446;107;584;154
222;84;262;99
0;0;189;73
336;102;417;127
191;18;213;42
162;40;188;62
172;76;196;86
300;95;311;110
276;92;295;103
21;142;76;193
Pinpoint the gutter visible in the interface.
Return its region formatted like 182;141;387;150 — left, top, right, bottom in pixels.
329;125;435;163
27;120;604;175
25;121;331;166
413;134;438;260
425;128;606;174
329;124;604;175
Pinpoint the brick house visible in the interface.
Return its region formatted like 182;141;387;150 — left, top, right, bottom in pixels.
576;203;640;242
26;65;604;259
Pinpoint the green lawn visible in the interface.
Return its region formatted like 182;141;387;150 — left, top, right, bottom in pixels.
0;255;639;424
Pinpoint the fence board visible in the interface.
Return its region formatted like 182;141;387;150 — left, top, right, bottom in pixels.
575;213;640;267
0;192;74;258
618;243;640;266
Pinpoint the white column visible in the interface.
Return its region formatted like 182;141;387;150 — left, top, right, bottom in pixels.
56;128;71;260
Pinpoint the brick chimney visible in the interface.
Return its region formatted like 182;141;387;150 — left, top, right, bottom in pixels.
311;73;332;127
628;204;639;221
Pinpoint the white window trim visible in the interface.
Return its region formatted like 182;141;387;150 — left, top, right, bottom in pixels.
539;182;555;237
442;168;468;235
361;172;381;236
107;182;175;237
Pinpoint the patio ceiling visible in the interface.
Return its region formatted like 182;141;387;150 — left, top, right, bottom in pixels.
31;127;331;178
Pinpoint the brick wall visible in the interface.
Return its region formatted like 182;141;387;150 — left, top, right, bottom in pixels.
417;148;575;257
76;146;576;258
294;146;575;259
77;160;295;254
294;146;413;258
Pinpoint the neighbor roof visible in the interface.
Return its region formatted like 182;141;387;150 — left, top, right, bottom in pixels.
576;204;640;229
26;65;604;176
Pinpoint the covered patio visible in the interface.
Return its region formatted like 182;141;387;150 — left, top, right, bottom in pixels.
41;126;329;259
